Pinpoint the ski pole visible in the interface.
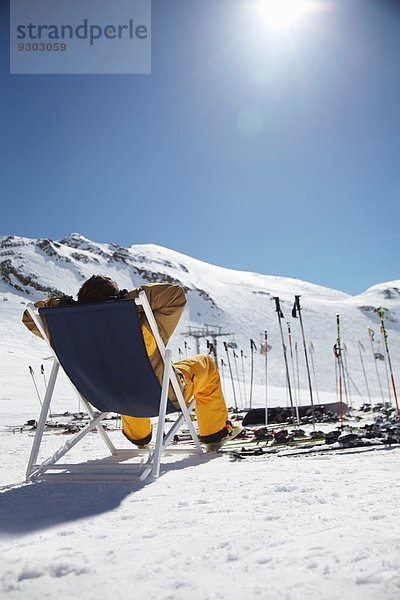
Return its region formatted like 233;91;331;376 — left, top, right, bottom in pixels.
224;341;238;411
241;350;247;409
368;326;385;404
341;358;349;413
40;364;53;419
342;344;363;399
287;322;300;424
29;366;43;408
309;341;320;405
233;350;243;409
41;364;47;389
358;340;372;414
264;330;268;427
292;296;315;430
335;314;344;424
376;333;392;405
377;306;399;417
334;343;343;423
184;341;190;359
295;342;301;410
334;345;339;405
274;297;297;425
342;343;353;410
220;358;226;398
249;339;257;410
382;341;393;405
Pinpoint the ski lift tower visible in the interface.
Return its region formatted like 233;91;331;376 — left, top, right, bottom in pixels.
182;325;234;368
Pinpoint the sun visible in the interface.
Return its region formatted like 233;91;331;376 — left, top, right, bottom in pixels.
254;0;313;30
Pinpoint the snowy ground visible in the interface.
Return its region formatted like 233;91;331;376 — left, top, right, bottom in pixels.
1;381;399;599
1;441;399;600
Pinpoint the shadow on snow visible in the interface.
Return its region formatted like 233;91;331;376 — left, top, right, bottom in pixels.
0;453;214;536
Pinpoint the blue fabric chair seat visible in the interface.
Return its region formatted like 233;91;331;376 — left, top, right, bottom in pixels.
40;299;177;417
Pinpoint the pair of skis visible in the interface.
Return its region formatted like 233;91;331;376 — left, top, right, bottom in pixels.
228;439;399;460
223;420;400;458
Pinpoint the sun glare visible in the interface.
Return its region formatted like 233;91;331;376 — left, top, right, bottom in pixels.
254;0;313;30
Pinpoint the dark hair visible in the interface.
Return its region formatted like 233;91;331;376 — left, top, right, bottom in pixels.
77;275;119;304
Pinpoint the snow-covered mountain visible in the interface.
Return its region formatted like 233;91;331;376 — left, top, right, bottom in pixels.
1;233;399;406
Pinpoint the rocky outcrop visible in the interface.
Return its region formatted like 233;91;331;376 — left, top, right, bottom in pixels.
0;259;62;296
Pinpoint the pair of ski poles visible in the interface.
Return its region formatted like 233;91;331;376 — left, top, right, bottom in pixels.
28;364;52;417
337;307;399;421
377;306;399;417
236;296;316;430
273;295;316;430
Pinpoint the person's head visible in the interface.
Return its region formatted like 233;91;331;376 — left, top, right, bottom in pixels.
77;275;119;304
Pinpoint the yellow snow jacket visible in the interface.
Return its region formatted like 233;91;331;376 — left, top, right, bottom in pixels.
22;283;187;406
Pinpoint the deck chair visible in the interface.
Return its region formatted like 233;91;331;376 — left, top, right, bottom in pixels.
25;291;203;482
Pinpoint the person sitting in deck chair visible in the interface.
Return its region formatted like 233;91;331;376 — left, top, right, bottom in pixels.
22;275;242;451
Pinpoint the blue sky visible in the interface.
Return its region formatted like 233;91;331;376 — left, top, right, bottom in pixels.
1;0;399;295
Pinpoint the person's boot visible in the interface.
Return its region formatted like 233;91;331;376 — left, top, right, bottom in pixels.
205;423;243;451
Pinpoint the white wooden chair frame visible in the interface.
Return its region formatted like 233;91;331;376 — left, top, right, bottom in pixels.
25;291;203;482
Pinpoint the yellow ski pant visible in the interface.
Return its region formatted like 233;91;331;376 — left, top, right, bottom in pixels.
122;354;229;444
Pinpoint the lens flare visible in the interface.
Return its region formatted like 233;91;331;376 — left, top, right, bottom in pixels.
254;0;313;30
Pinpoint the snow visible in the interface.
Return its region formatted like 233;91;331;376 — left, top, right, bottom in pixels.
1;427;399;600
1;235;400;599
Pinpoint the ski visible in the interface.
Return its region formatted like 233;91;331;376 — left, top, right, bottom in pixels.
228;440;400;460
